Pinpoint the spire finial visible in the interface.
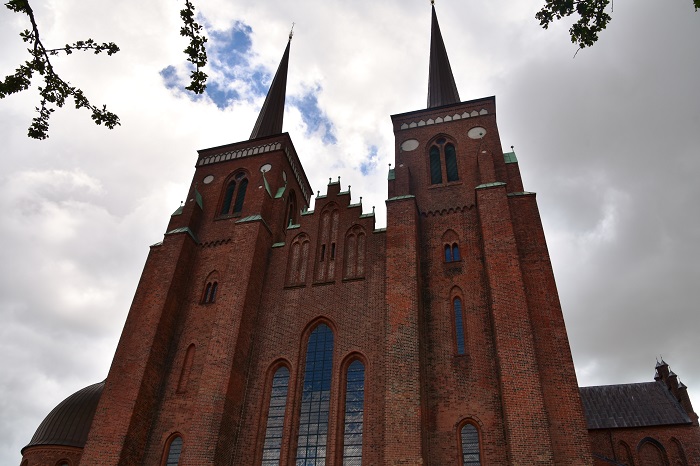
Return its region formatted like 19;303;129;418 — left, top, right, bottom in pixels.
289;22;295;40
431;0;434;4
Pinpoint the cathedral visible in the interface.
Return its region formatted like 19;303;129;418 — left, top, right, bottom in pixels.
19;5;700;466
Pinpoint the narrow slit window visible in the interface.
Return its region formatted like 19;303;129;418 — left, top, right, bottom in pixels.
454;298;466;355
452;243;461;261
331;243;336;260
320;244;326;262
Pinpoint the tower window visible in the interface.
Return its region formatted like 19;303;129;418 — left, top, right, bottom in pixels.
261;366;290;466
454;297;466;355
220;172;248;216
165;436;183;466
296;324;334;464
460;423;480;465
202;281;218;303
445;243;460;262
429;139;459;185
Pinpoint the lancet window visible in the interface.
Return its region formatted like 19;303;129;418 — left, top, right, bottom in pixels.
296;324;334;464
220;172;248;216
429;137;459;184
261;366;290;466
176;344;195;393
454;297;466;355
341;359;365;465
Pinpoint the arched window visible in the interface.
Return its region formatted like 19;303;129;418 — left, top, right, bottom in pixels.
442;230;461;263
671;437;688;466
56;462;70;466
460;423;480;465
202;281;218;303
341;360;365;464
164;436;183;466
452;243;461;261
296;324;334;464
220;172;248;216
454;297;466;355
638;438;669;466
429;138;459;185
177;344;195;393
261;366;290;466
618;441;635;466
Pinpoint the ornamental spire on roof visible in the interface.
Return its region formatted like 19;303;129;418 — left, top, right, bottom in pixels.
427;2;461;108
250;29;293;140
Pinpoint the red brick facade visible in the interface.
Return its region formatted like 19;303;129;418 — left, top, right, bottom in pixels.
21;99;700;465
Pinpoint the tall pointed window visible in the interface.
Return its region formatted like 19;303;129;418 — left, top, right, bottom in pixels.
344;225;366;280
341;360;365;465
220;172;248;216
429;138;459;184
164;436;183;466
177;344;195;393
296;324;334;464
261;366;290;466
460;423;480;465
315;206;339;282
287;234;311;286
454;297;466;355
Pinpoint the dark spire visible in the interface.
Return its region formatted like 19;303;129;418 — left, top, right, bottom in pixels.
427;3;460;108
250;33;292;140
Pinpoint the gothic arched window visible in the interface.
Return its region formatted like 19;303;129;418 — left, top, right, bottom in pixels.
286;190;298;227
429;138;459;184
220;172;248;216
164;435;183;466
296;324;334;464
341;359;365;464
261;366;290;466
460;423;481;465
442;230;461;263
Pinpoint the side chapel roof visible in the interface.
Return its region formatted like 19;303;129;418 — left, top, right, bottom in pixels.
580;381;692;430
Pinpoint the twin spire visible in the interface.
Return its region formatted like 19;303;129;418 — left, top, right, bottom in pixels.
249;4;462;140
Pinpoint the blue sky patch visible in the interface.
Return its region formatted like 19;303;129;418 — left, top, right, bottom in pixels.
360;145;379;176
290;89;337;145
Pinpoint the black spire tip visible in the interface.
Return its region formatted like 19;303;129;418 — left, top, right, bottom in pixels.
250;38;292;140
427;4;460;108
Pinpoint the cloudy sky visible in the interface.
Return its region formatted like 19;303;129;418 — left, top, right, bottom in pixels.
1;0;699;463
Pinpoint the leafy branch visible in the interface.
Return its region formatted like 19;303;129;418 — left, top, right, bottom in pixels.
180;0;208;94
1;0;120;139
536;0;612;50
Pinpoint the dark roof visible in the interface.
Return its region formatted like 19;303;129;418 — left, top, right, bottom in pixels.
427;5;460;108
580;381;692;429
23;381;104;453
250;39;290;139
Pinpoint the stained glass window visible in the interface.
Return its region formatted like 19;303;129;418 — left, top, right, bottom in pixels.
342;360;365;465
262;367;290;466
166;436;183;466
454;298;466;355
296;324;334;465
460;424;480;465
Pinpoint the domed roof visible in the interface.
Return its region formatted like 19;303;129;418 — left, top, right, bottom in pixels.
22;381;104;453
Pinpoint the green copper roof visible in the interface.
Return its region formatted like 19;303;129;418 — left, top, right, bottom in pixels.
503;151;518;164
